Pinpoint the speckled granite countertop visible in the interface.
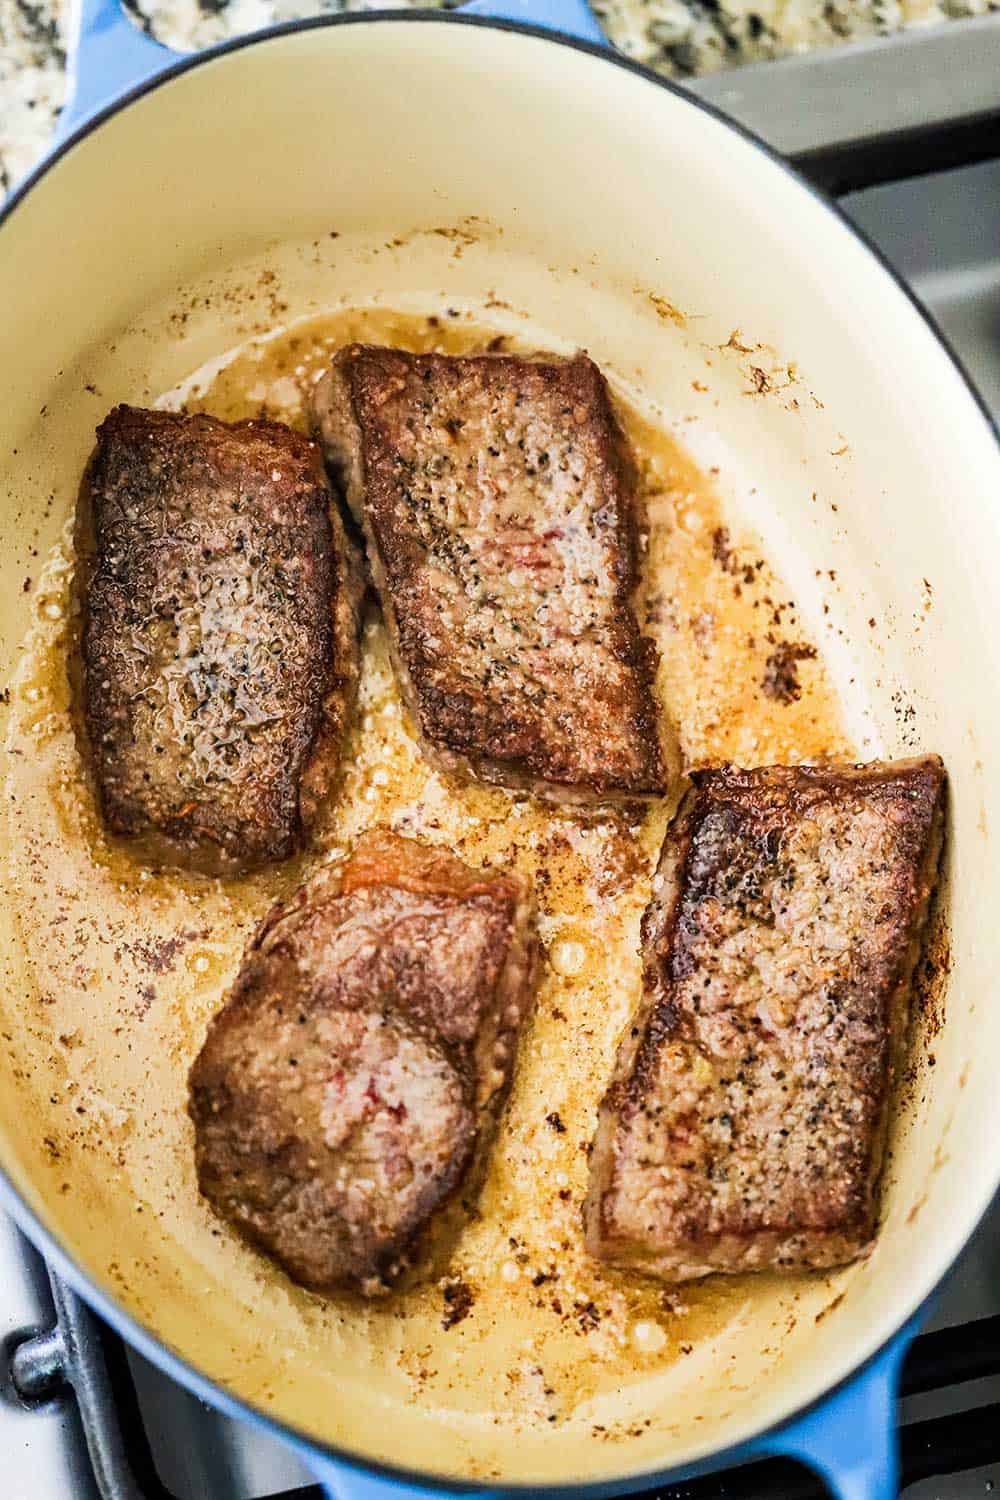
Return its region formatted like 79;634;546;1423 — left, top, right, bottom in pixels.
1;0;997;192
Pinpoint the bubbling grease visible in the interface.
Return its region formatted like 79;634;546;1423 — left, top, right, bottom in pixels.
3;309;852;1431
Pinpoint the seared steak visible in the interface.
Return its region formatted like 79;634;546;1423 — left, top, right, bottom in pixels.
312;346;669;803
585;757;946;1279
188;831;539;1294
78;406;362;874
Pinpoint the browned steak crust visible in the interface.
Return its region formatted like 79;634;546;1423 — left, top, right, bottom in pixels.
312;346;670;804
188;831;539;1294
585;756;946;1280
78;406;362;874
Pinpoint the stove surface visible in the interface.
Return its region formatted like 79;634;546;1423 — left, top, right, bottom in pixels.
2;156;999;1500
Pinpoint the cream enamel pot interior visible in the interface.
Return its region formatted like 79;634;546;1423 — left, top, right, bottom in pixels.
1;3;998;1497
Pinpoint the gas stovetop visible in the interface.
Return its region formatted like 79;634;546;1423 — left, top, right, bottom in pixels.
2;151;999;1500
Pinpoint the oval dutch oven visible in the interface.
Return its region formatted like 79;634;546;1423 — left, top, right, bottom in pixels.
1;2;998;1498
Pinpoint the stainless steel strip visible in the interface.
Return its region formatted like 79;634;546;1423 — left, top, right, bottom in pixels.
9;1271;151;1500
689;14;1000;157
0;1213;101;1500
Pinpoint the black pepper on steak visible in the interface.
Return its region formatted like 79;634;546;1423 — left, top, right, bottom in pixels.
189;831;540;1295
311;346;673;805
585;756;946;1280
77;405;363;874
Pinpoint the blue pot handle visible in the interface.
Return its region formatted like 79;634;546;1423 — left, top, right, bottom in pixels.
305;1464;485;1500
460;0;607;45
59;0;606;140
754;1317;918;1500
57;0;183;139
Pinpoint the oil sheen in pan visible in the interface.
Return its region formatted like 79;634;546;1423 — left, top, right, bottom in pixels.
3;310;853;1431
